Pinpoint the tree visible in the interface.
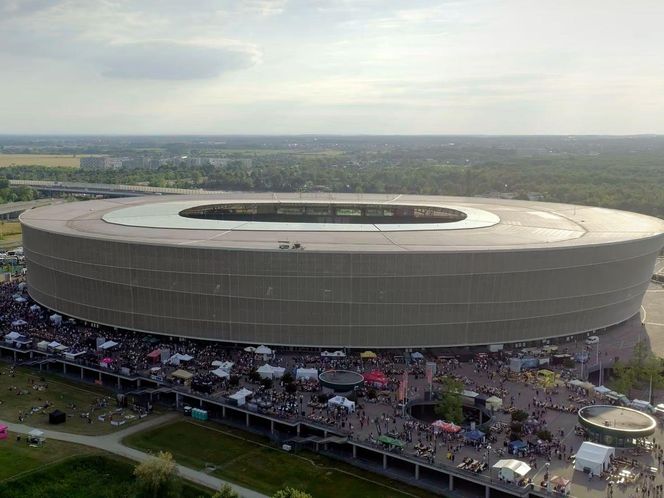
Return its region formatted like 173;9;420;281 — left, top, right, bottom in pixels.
272;487;313;498
133;451;181;498
434;376;464;424
511;410;528;423
212;483;240;498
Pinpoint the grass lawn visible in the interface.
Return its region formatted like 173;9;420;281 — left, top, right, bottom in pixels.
0;454;212;498
0;435;97;481
125;420;437;498
0;221;22;249
0;365;154;435
0;154;85;168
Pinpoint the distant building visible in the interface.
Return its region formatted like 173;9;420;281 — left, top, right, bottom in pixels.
80;156;123;170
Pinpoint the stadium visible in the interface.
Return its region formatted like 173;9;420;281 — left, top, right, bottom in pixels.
19;193;664;349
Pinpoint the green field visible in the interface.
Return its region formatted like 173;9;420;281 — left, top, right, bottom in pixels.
0;436;97;481
0;220;22;249
0;454;211;498
0;154;86;168
125;420;437;498
0;365;154;435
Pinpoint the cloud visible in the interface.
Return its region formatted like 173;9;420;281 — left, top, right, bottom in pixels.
99;41;257;80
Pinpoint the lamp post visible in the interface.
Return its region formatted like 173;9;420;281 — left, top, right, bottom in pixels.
486;444;492;479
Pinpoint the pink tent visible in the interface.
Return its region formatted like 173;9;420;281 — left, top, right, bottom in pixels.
0;424;7;440
101;357;113;364
147;349;161;363
362;370;388;387
441;422;462;433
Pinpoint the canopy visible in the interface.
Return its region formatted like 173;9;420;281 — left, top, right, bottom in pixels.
492;459;531;481
377;435;404;448
327;395;356;412
257;364;275;379
462;390;479;398
5;331;23;340
486;396;503;410
49;313;62;325
101;357;113;364
272;366;285;379
55;344;68;352
569;379;594;390
509;440;527;449
594;385;612;394
28;428;44;437
171;369;193;381
99;340;118;350
11;319;27;327
13;297;26;303
229;388;253;406
432;420;461;433
37;340;49;350
29;304;41;312
363;370;388;387
574;442;615;475
360;351;376;359
550;475;570;487
321;350;346;357
212;360;234;371
211;368;230;379
243;346;256;352
255;345;273;355
48;341;61;348
411;352;424;359
147;349;161;359
168;353;193;365
211;360;223;367
296;368;318;380
464;429;485;442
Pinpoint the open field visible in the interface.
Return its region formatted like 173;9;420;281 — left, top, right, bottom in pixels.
0;365;155;435
0;454;212;498
0;154;85;168
0;220;22;249
0;436;98;481
125;420;436;498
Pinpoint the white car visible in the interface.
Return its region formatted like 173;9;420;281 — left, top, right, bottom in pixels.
585;336;600;345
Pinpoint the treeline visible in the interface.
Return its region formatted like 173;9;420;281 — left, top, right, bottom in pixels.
0;153;663;217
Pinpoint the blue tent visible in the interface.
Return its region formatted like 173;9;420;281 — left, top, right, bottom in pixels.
508;440;528;454
464;429;485;442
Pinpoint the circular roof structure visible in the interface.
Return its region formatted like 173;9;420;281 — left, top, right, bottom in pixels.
318;370;364;392
20;192;664;252
578;405;657;439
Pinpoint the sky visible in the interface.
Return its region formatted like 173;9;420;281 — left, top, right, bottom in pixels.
1;0;663;135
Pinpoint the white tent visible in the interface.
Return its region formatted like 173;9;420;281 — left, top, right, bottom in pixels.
243;346;256;353
99;340;118;350
211;360;223;367
296;368;318;380
255;345;273;355
47;341;61;348
210;368;230;379
37;340;49;351
5;331;23;341
321;350;346;357
229;388;253;406
463;390;479;399
11;319;27;327
492;459;531;482
411;352;425;360
28;428;44;438
272;366;285;379
574;442;615;476
17;282;27;291
49;314;62;326
218;361;234;372
14;297;26;303
486;396;503;410
327;395;355;412
29;304;41;313
168;353;193;365
594;385;612;394
257;364;275;379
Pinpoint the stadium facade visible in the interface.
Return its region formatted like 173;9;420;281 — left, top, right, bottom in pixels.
20;193;664;348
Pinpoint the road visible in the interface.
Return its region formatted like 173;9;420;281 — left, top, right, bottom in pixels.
2;413;267;498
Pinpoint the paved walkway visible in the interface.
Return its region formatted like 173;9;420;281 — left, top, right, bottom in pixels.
2;413;267;498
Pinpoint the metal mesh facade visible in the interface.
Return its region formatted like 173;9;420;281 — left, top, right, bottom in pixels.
22;222;663;348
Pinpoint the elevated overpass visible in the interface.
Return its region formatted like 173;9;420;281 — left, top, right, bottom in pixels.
9;179;216;197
